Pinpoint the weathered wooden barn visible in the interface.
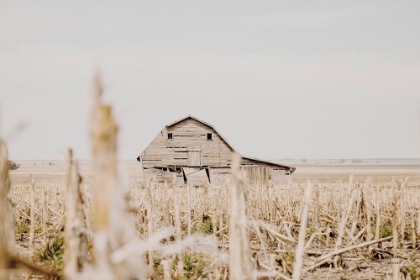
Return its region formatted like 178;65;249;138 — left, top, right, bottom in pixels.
137;115;295;185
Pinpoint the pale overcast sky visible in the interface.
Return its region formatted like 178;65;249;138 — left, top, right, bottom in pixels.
1;1;419;160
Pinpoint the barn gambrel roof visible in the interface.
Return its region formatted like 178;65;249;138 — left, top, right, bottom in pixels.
164;115;296;173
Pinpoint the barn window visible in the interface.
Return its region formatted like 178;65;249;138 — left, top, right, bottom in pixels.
168;133;173;140
207;133;212;140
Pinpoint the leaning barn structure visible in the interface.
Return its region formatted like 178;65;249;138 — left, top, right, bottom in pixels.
137;115;295;185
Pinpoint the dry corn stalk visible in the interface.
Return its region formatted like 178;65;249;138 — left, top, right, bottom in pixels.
391;184;402;280
90;72;148;280
41;184;47;249
1;140;60;279
374;184;381;241
0;140;13;273
90;72;117;279
174;186;184;278
64;149;87;278
229;153;252;280
292;180;313;280
29;176;35;257
146;181;155;270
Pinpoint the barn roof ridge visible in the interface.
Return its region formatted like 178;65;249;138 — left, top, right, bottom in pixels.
166;114;213;129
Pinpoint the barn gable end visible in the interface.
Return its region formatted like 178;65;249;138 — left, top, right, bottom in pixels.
140;116;234;169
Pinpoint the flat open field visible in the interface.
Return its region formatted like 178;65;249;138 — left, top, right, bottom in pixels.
291;164;420;185
10;161;420;186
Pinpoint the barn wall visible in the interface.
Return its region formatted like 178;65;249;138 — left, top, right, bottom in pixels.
241;166;270;186
141;118;234;168
142;168;184;185
209;167;231;185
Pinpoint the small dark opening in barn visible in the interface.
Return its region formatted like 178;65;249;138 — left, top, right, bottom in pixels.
168;133;173;140
207;133;212;140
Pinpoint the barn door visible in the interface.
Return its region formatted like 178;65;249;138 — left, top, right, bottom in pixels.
187;149;202;166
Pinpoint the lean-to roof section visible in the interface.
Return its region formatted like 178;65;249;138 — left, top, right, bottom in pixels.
242;156;296;173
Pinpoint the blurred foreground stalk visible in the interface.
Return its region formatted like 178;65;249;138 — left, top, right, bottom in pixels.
229;153;253;279
90;72;118;279
0;140;13;274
